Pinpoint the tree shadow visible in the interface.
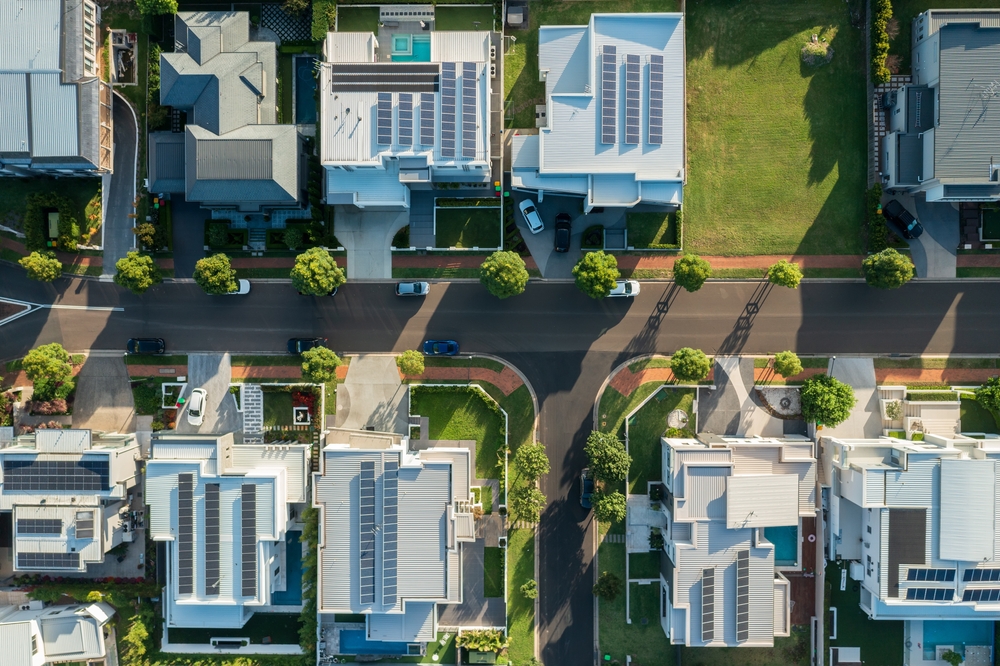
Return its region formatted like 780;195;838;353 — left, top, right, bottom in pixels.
622;283;681;357
716;281;775;355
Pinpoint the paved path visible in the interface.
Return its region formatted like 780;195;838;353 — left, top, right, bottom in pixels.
336;355;408;433
102;94;138;276
393;253;538;270
437;539;507;628
71;354;136;433
175;353;241;434
334;207;409;280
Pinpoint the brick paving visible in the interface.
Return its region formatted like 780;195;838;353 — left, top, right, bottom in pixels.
617;254;865;271
1;236;103;267
874;368;1000;384
125;364;349;381
125;364;187;378
957;254;1000;267
393;254;539;270
401;365;525;396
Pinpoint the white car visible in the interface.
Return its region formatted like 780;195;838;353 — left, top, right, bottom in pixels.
227;279;251;295
186;388;207;426
518;198;544;234
607;279;640;298
396;281;429;296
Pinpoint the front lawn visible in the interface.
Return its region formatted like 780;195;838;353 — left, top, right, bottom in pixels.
410;386;505;479
484;546;504;598
684;0;867;256
336;6;379;32
598;382;662;436
0;178;101;238
436;5;493;30
626;388;695;493
263;390;295;427
168;613;301;645
627;212;679;249
826;561;903;666
506;528;535;665
435;207;501;249
628;552;660;579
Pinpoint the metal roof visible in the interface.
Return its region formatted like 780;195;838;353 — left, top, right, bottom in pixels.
940;459;995;561
726;474;799;529
0;0;62;72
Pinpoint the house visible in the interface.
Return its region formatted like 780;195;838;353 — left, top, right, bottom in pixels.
314;428;476;658
0;0;113;176
882;9;1000;202
145;433;310;630
149;12;299;212
0;601;116;666
658;435;816;647
0;429;140;573
510;13;685;211
319;30;494;209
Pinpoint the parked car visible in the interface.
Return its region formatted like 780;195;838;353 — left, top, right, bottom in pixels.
882;200;924;239
287;337;328;354
126;338;165;354
423;339;459;356
187;388;207;427
554;213;572;253
607;279;640;298
580;468;594;509
396;281;430;296
226;279;251;295
518;198;544;234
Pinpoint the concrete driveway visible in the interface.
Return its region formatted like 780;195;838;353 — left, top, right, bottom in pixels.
905;195;958;278
102;94;138;276
171;197;207;279
335;355;408;434
333;207;409;280
72;353;136;433
175;353;241;434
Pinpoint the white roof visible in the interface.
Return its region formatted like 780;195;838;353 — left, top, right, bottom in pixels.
0;0;62;72
726;474;799;529
939;458;995;561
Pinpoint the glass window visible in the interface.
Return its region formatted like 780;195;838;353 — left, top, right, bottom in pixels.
85;23;94;38
85;57;96;73
85;38;95;53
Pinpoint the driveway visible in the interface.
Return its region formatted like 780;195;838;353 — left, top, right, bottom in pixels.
171;197;207;279
174;353;241;434
71;353;136;433
908;195;958;278
102;94;138;276
822;357;882;439
698;357;805;437
333;207;409;280
437;539;506;628
335;355;408;433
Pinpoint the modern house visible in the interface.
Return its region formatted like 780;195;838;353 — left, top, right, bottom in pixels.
882;9;1000;202
510;13;685;211
0;0;113;176
145;433;310;630
658;435;817;647
314;428;476;659
149;11;300;212
0;429;140;573
0;601;116;666
319;30;494;209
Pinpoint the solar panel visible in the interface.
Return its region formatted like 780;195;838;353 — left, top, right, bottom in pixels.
382;459;399;607
75;511;94;540
462;62;477;159
329;63;439;93
624;54;640;145
736;550;750;642
359;461;376;605
701;567;714;642
377;92;393;146
178;473;194;595
398;93;413;147
964;588;1000;602
16;519;61;535
242;484;257;598
205;483;220;596
907;587;954;601
648;54;664;145
909;568;956;582
2;458;109;491
420;93;435;146
965;569;1000;582
17;552;80;569
441;63;457;158
601;45;617;145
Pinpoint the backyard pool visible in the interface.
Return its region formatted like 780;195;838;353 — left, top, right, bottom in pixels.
294;56;317;124
923;620;993;660
339;629;420;656
270;530;302;606
391;33;431;62
764;525;798;566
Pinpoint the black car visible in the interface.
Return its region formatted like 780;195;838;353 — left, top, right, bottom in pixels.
882;200;924;239
287;337;328;354
126;338;165;354
580;468;594;509
554;213;572;253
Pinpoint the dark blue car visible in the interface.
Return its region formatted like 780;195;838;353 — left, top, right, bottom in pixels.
423;340;459;356
580;468;594;509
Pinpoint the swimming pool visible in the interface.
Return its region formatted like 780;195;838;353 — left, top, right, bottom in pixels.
764;525;798;566
391;34;431;62
339;629;420;656
294;56;317;124
270;530;302;606
923;620;994;660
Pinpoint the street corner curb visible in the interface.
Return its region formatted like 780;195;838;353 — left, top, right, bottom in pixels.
472;352;540;440
592;353;669;426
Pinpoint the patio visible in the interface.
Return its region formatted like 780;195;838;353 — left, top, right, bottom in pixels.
625;494;666;555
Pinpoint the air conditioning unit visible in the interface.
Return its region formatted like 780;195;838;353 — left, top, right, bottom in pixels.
19;604;31;611
490;44;497;60
490;63;497;78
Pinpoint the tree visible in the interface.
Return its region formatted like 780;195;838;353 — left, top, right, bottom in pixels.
593;490;627;523
975;377;1000;414
479;250;529;299
863;248;913;289
572;251;620;299
513;442;550;481
673;254;712;292
801;374;857;427
135;0;178;14
767;260;803;289
114;251;161;295
885;399;903;421
584;431;631;484
941;650;963;666
773;351;803;378
593;571;623;601
670;347;711;382
194;253;237;294
520;579;538;599
133;223;157;250
509;484;546;523
282;0;309;15
19;251;62;282
22;343;72;384
291;247;345;296
396;350;425;376
300;347;341;383
284;226;304;250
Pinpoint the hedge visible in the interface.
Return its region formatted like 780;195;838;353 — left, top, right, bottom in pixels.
311;0;337;40
871;0;892;84
24;192;81;252
866;184;888;252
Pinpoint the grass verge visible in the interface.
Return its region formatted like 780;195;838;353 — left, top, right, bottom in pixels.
436;5;493;30
337;5;379;32
957;267;1000;278
873;357;1000;369
231;355;302;367
626;212;678;249
506;528;535;665
597;383;662;435
124;354;188;366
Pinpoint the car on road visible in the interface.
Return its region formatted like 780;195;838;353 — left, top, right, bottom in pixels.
607;279;640;298
554;213;572;252
227;279;251;295
423;339;459;356
396;281;430;296
287;337;328;354
518;198;544;234
187;388;207;427
882;200;924;239
126;338;165;354
580;468;594;509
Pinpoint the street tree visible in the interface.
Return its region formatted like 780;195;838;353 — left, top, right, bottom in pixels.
509;484;546;523
301;347;342;384
479;250;529;299
513;442;550;481
114;251;161;295
593;571;623;601
593;490;627;523
572;251;620;299
863;248;913;289
673;254;712;292
291;247;346;296
22;343;72;384
19;251;62;282
584;431;631;483
194;253;237;294
670;347;711;382
801;374;857;427
396;350;425;376
773;351;803;378
135;0;178;14
767;260;803;289
520;579;538;599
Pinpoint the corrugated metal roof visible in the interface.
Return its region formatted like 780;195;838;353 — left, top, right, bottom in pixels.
0;73;29;153
325;32;376;63
40;615;101;658
230;445;309;503
431;31;490;64
685;466;728;520
940;459;995;561
185;124;298;205
29;73;78;158
0;0;62;72
539;27;590;94
367;601;435;642
149;132;187;192
36;429;91;453
196;139;273;180
726;475;798;529
0;621;33;666
928;10;1000;35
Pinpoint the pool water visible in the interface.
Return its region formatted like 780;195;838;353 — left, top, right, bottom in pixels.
270;530;302;606
764;525;799;566
391;34;431;62
294;56;317;124
339;629;418;655
923;620;993;660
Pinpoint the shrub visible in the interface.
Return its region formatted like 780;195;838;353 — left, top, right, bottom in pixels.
301;347;342;384
284;226;305;250
884;399;903;421
871;0;893;84
975;377;1000;414
801;374;857;427
114;251;161;295
480;250;529;299
396;349;425;376
392;225;410;249
673;254;712;292
593;571;623;601
584;431;631;484
133;223;158;250
28;399;69;415
311;0;337;40
456;629;508;653
207;223;229;248
32;378;75;402
194;253;237;294
867;184;888;252
863;248;913;289
520;579;538;599
670;347;711;382
773;351;803;378
292;247;345;296
135;0;177;14
19;251;62;282
150;420;165;431
573;251;620;299
767;260;803;289
581;225;604;249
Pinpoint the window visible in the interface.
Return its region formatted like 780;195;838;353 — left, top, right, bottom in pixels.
85;38;95;53
85;23;94;38
84;3;94;20
867;525;872;534
85;58;96;73
31;635;37;655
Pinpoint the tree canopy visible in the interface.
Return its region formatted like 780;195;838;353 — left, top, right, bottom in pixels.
670;347;711;382
194;253;237;294
801;374;857;427
584;431;631;483
593;571;623;601
135;0;178;15
863;248;913;289
767;260;803;289
291;247;346;296
396;350;425;376
572;251;620;299
513;442;550;481
114;251;161;295
509;484;546;523
773;351;803;378
300;347;342;384
480;250;529;299
593;490;627;523
975;377;1000;414
673;254;712;292
19;251;62;282
22;343;72;384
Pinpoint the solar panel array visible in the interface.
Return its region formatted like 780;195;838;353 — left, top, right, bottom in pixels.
329;63;440;94
205;483;220;596
648;54;664;145
907;587;954;601
624;54;641;145
16;519;61;535
178;473;194;595
965;569;1000;581
382;459;399;607
601;46;617;144
736;550;750;642
241;484;257;598
377;92;392;146
441;63;457;158
909;568;955;582
964;588;1000;602
420;93;435;146
75;511;94;540
17;552;80;569
359;461;376;605
398;93;413;147
701;567;714;642
462;62;477;159
3;458;109;491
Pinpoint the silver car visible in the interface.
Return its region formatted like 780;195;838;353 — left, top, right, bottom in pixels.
396;281;429;296
518;198;544;234
186;388;207;426
607;280;640;298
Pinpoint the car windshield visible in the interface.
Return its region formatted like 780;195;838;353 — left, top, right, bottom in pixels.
524;205;535;215
908;221;917;230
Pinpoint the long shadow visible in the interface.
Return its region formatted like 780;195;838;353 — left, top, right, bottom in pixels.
622;283;681;357
716;281;775;355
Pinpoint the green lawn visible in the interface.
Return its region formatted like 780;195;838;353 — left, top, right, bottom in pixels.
826;561;903;666
597;382;662;435
263;391;295;427
873;357;999;369
484;546;504;598
957;267;1000;279
890;0;1000;73
336;5;379;32
683;629;810;666
0;178;101;235
628;357;673;372
278;53;294;124
627;212;679;249
168;613;301;645
410;386;505;479
436;5;493;30
961;398;999;434
628;552;660;579
325;381;337;415
626;388;695;493
685;0;867;256
506;528;535;665
435;207;501;249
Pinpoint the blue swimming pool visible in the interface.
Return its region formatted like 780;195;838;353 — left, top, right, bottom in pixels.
923;620;993;659
339;629;419;655
391;34;431;62
764;525;798;566
294;56;317;124
270;530;302;606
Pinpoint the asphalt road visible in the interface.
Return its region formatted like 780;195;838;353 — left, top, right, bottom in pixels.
102;93;138;276
4;269;1000;664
